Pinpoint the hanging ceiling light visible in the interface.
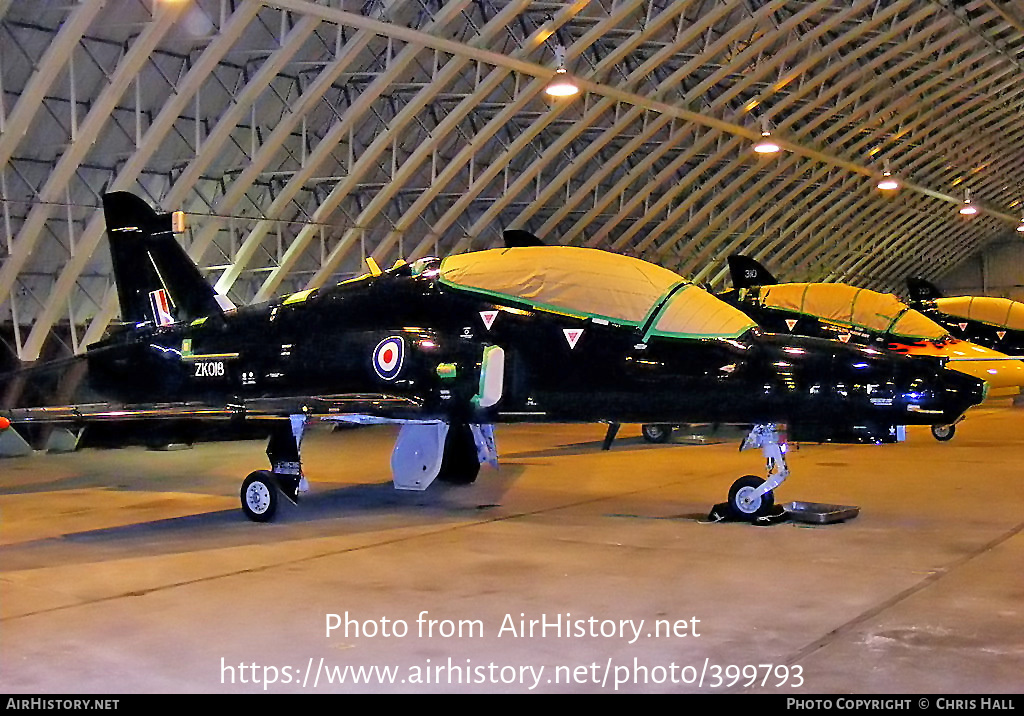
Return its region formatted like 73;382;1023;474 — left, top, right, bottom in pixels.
959;189;978;216
545;45;578;98
753;117;780;154
877;160;899;191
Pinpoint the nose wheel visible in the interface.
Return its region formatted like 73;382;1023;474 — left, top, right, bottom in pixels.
727;475;775;519
714;424;789;522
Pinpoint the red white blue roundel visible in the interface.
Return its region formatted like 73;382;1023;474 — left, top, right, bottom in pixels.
373;336;405;380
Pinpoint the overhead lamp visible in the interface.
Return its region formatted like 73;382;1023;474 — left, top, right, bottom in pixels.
876;161;899;191
753;118;780;154
545;45;578;98
959;189;978;216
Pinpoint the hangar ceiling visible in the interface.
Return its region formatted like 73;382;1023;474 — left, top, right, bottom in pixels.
2;0;1024;361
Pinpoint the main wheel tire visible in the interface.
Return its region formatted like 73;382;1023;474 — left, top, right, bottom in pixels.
641;423;673;443
727;474;775;520
931;424;955;441
437;423;481;485
241;470;279;522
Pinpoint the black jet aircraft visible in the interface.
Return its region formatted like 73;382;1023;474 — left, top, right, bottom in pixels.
0;194;985;522
721;255;1024;440
907;277;1024;357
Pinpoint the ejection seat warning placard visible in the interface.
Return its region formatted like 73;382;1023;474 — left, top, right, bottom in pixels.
216;610;806;692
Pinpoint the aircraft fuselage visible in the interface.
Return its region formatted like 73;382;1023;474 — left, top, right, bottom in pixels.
77;264;982;442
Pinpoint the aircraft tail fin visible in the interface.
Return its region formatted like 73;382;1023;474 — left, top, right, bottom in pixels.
906;276;943;301
502;229;545;248
728;254;777;289
103;192;233;326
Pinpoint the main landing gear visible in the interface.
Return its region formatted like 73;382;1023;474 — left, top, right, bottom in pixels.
240;415;308;523
724;424;789;521
930;413;965;441
930;423;955;441
238;418;497;522
641;423;674;443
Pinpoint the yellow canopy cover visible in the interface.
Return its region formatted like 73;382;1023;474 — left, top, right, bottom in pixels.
759;282;947;340
439;246;755;338
652;284;757;339
934;296;1024;331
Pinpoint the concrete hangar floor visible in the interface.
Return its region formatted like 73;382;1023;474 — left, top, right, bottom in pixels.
1;404;1022;695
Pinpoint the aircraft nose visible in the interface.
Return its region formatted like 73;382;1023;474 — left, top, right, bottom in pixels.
825;342;985;423
905;359;986;420
939;363;987;408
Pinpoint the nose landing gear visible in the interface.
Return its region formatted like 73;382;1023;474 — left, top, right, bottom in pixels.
720;423;789;522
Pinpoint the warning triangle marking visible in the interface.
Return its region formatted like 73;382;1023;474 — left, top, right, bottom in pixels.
785;319;797;331
838;333;851;343
958;322;968;331
997;330;1006;340
480;310;498;331
564;328;584;349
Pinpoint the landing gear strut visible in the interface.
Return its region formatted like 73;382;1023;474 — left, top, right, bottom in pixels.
726;423;789;521
240;415;308;522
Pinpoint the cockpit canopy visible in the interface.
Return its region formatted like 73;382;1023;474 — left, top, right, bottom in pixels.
755;282;947;341
437;246;756;339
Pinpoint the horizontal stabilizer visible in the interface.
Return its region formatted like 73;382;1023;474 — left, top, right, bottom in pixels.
728;254;777;289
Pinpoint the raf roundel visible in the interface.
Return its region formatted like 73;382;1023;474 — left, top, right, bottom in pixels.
373;336;405;380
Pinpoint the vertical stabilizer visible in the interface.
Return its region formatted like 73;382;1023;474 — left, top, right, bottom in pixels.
728;255;778;289
103;192;230;326
906;277;943;302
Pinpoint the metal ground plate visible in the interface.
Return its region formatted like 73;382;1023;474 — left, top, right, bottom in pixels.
785;501;860;524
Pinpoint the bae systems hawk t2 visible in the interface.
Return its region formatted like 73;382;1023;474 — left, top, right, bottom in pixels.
907;277;1024;357
0;194;985;521
722;255;1024;440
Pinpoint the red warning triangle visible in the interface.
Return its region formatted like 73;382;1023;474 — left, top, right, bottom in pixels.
958;322;968;331
785;319;797;331
563;328;584;349
997;330;1006;340
480;310;498;331
838;333;851;343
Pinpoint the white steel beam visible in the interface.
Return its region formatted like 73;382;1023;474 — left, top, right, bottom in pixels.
0;1;186;322
21;2;263;360
213;0;478;296
0;0;107;172
80;9;326;348
257;2;594;298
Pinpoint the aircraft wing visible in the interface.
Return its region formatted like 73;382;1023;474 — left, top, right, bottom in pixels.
1;393;423;426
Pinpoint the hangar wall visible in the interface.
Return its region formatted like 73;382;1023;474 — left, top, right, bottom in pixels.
938;236;1024;301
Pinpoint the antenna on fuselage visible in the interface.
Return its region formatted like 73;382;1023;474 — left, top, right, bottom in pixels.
502;229;545;248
